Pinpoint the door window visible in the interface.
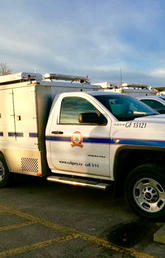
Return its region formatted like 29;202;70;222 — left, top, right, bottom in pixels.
59;97;98;124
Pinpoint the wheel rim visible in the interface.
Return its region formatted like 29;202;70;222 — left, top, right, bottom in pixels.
0;161;5;182
133;177;165;213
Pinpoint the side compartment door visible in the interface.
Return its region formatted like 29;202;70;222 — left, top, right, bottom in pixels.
0;89;15;142
13;86;38;146
47;95;111;177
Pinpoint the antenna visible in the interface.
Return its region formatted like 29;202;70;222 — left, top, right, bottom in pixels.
120;68;123;86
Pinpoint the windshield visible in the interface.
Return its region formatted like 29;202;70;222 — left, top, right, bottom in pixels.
94;94;158;121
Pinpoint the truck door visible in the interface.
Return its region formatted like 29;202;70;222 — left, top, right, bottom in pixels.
47;95;111;177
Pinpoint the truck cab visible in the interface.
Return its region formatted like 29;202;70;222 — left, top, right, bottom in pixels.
46;91;160;182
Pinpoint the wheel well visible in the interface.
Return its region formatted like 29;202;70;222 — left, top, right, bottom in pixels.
0;152;6;161
0;152;9;169
114;148;165;195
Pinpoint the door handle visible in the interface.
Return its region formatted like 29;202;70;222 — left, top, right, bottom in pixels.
51;131;63;135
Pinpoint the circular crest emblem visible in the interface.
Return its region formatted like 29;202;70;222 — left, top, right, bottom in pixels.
71;131;83;147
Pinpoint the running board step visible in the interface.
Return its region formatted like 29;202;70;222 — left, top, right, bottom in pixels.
47;175;111;190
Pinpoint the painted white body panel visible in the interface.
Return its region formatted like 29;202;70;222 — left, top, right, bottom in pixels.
108;115;165;178
46;92;111;177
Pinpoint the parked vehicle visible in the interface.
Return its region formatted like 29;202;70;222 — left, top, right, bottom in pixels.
1;72;165;219
94;82;157;96
137;96;165;114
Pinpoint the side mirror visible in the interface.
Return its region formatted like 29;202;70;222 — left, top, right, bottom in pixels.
79;112;107;125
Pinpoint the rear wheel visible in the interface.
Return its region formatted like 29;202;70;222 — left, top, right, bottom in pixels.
0;157;10;187
125;163;165;219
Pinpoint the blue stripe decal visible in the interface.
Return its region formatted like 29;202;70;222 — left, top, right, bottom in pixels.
8;132;23;137
46;136;71;142
83;137;111;144
45;135;165;148
29;133;38;138
45;136;111;144
8;132;14;137
113;138;165;147
0;132;3;136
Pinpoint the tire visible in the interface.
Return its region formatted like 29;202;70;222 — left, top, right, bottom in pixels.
125;163;165;219
0;156;10;188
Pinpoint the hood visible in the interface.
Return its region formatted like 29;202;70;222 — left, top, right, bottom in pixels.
135;114;165;123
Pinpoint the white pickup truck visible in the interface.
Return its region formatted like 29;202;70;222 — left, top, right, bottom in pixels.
0;72;165;219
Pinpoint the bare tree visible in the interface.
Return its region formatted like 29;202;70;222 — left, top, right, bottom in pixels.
0;63;11;75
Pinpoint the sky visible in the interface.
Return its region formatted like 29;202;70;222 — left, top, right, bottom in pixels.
1;0;165;86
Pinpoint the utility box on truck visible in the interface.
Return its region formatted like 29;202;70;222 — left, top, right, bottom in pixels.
0;72;98;177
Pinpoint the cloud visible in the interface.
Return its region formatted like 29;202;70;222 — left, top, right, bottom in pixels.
0;0;165;86
150;69;165;78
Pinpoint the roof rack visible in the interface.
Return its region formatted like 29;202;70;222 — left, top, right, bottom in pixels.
0;72;42;85
44;73;89;83
121;83;149;89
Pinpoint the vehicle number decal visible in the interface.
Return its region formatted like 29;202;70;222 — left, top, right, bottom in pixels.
125;122;147;128
133;122;147;128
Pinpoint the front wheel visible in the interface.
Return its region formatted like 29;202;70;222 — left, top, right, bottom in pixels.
125;163;165;219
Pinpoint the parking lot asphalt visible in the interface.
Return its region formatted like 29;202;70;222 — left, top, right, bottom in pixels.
0;174;164;258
